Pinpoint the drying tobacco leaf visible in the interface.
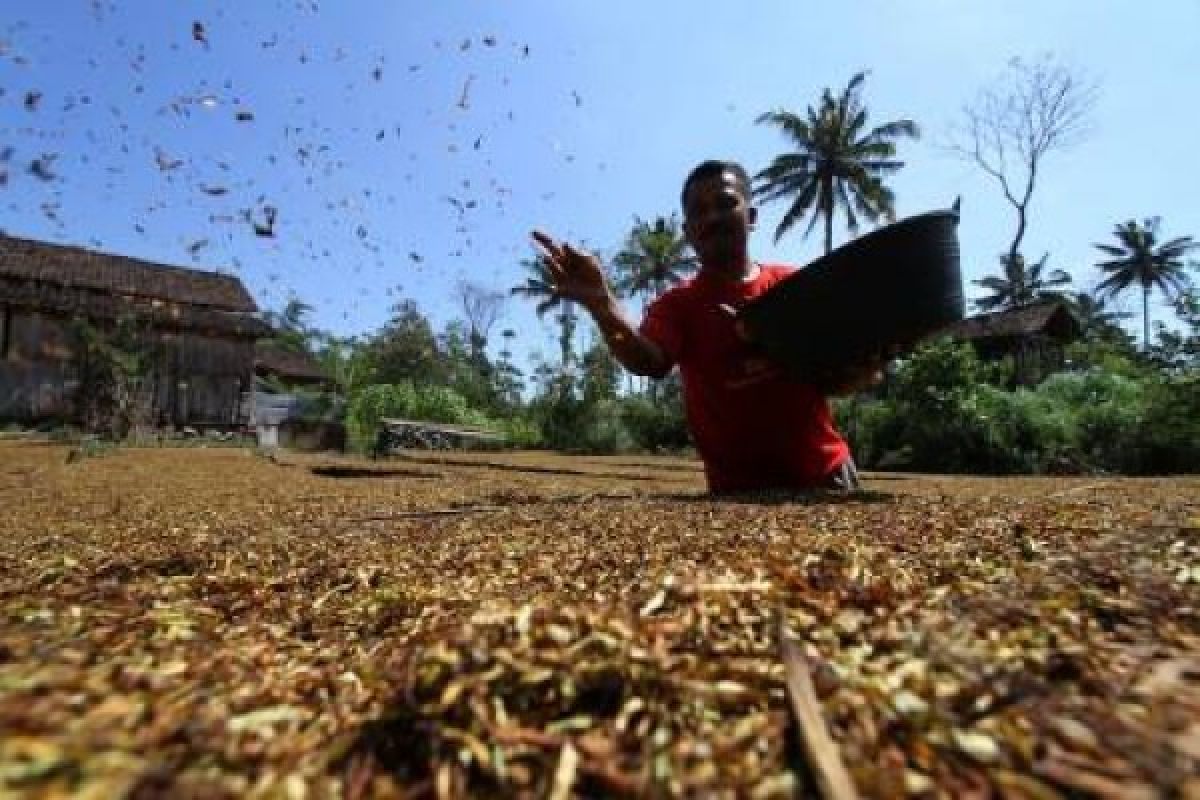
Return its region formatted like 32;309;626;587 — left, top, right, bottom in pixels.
0;444;1196;797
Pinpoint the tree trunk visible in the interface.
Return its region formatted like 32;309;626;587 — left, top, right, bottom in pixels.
559;304;575;368
824;209;833;255
1143;286;1151;352
1008;204;1028;267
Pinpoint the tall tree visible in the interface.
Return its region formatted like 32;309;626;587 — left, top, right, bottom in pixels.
973;253;1072;312
1147;289;1199;370
455;281;506;361
1093;218;1195;349
754;71;919;253
494;328;525;408
510;255;577;368
264;296;316;353
612;215;697;306
361;299;444;386
953;55;1097;266
315;334;374;393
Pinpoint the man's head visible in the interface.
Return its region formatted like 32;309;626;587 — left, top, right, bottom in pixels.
680;160;757;272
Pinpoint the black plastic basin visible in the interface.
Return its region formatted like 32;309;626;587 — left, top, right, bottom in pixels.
738;210;964;377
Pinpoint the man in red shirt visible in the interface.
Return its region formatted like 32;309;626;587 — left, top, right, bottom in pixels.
532;160;882;493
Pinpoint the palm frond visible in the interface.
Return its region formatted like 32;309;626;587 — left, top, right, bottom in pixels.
755;173;817;206
863;119;920;141
774;179;820;243
836;182;859;233
857;159;906;175
752;153;815;185
838;71;869;119
755;110;813;144
1093;243;1127;258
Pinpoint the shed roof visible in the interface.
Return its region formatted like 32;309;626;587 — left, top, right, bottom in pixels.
0;233;257;312
0;275;271;338
255;342;330;383
942;302;1081;343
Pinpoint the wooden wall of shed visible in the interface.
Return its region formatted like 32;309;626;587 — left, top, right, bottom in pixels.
0;306;256;426
0;309;78;419
970;334;1066;387
150;330;254;426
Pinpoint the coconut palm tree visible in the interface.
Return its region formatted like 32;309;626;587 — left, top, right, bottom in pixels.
754;71;919;254
264;296;317;353
973;253;1072;312
510;255;577;368
1093;218;1195;349
612;215;697;309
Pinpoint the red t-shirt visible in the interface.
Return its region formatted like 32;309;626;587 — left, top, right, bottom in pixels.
639;263;850;493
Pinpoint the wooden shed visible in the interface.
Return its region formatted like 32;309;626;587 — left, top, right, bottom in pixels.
942;301;1082;385
255;341;331;389
0;233;270;427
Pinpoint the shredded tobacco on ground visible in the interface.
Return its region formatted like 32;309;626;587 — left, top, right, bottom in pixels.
1;441;1197;798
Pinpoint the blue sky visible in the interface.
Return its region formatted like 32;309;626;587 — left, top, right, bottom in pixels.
1;1;1196;370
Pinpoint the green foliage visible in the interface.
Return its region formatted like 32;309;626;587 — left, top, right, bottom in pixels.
528;374;633;454
619;378;691;452
495;415;544;449
612;215;696;303
345;383;497;452
841;336;1199;475
69;314;156;438
973;254;1072;313
1146;290;1200;371
1036;369;1143;468
358;300;446;388
316;335;375;394
1118;371;1200;474
888;337;989;398
1063;336;1144;378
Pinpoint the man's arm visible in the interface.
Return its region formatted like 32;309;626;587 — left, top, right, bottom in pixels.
531;230;672;378
583;292;673;379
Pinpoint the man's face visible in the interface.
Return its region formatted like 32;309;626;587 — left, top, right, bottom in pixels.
683;170;756;269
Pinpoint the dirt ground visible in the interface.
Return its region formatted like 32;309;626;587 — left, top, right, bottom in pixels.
1;440;1198;798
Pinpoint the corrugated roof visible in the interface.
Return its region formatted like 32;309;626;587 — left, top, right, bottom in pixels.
0;233;257;312
943;302;1080;342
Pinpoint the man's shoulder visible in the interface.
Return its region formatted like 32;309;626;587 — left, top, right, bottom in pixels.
647;275;702;309
758;262;798;278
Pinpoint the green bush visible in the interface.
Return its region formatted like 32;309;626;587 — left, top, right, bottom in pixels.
346;383;497;452
529;382;634;455
837;335;1199;475
496;415;544;449
1123;372;1200;474
1036;369;1145;469
620;393;691;452
974;385;1076;473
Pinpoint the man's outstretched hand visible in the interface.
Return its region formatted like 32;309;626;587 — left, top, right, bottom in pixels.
530;230;672;378
531;230;613;310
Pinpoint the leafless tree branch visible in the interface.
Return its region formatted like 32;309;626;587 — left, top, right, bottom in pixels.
456;281;506;351
951;55;1099;264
